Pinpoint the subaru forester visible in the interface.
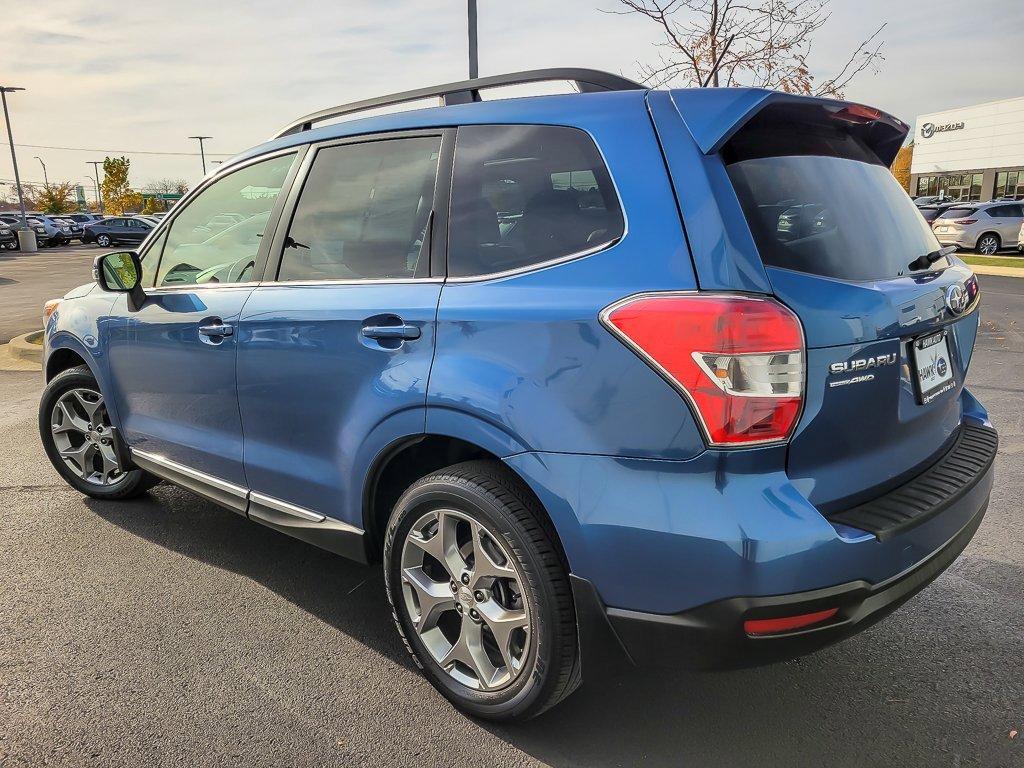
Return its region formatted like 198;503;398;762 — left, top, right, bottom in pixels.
39;69;996;721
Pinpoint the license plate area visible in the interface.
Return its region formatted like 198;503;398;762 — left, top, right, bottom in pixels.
911;330;956;404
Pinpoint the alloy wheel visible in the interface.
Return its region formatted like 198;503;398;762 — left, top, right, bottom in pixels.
400;508;531;691
50;387;124;486
978;236;999;255
97;234;110;247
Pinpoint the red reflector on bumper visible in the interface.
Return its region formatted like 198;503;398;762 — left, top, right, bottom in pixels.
744;607;839;636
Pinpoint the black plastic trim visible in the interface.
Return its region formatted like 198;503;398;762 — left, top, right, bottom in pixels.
827;423;997;541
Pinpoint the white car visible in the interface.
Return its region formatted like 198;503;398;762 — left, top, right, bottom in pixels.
931;201;1024;255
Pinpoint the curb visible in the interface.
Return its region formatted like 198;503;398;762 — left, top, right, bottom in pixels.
8;330;43;363
969;265;1024;278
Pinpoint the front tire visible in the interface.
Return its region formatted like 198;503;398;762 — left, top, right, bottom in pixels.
39;365;159;499
976;233;1000;255
96;233;111;248
384;461;579;721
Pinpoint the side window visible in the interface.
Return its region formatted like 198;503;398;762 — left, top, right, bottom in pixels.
987;206;1010;217
448;125;624;278
154;153;296;287
277;136;441;282
140;230;168;288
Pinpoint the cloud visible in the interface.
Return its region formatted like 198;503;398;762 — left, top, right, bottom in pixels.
0;0;1020;188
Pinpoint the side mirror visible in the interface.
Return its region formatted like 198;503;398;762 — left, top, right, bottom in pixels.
94;251;146;311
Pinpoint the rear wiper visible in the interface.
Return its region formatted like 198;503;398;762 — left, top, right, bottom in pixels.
908;245;957;272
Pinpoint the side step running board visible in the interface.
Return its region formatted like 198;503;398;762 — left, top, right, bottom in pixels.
130;449;368;563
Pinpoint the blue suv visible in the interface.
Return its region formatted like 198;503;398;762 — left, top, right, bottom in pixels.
38;70;996;721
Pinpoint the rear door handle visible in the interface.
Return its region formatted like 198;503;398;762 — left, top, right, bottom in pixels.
361;323;420;340
198;322;234;337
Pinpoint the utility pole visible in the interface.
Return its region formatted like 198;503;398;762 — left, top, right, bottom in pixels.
83;175;100;210
88;161;105;214
0;85;29;230
468;0;479;79
34;155;48;186
188;136;212;175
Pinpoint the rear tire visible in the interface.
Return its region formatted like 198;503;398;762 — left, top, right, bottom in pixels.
39;365;159;500
384;460;579;721
976;233;1000;255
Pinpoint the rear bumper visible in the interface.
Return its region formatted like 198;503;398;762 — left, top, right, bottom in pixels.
506;401;996;673
590;476;989;669
934;231;974;248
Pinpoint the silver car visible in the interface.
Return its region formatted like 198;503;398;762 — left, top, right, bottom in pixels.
932;201;1024;254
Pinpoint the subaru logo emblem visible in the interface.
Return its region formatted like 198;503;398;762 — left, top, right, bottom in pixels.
944;283;969;315
921;122;935;138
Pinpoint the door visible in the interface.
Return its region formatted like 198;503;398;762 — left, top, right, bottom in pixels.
105;218;125;243
237;131;449;524
989;203;1023;247
105;150;300;488
124;218;151;245
724;145;979;509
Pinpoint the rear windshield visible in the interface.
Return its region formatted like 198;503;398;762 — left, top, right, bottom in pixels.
937;207;978;220
727;155;945;281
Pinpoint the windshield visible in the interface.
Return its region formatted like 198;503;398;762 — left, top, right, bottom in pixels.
728;155;945;281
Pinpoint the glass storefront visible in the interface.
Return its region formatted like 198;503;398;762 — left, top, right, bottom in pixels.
915;173;983;201
994;170;1024;199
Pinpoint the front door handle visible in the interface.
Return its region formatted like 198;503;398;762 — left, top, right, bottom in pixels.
361;323;421;341
198;322;234;337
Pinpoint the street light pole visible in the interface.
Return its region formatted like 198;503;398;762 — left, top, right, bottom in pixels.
0;85;29;229
88;161;104;214
34;155;48;186
468;0;479;79
188;136;212;175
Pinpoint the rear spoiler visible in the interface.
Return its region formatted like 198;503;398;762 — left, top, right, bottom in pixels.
669;88;909;167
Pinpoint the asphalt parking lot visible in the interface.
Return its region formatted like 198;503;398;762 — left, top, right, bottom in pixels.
0;248;1021;766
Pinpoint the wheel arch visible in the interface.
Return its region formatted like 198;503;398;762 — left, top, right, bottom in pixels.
362;433;568;570
46;334;96;382
976;231;1001;250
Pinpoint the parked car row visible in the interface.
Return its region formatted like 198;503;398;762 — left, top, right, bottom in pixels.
0;212;166;250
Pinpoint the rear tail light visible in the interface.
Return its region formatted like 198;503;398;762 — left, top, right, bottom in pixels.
953;218;977;225
601;293;804;446
744;607;839;636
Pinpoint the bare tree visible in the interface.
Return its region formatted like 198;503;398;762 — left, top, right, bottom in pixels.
142;178;189;196
611;0;884;97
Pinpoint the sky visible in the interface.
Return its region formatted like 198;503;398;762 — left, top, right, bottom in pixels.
0;0;1020;195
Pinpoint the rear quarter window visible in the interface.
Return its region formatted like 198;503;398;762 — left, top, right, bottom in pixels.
447;125;624;278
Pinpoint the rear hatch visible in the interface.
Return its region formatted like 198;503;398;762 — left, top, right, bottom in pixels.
668;93;981;510
930;205;979;242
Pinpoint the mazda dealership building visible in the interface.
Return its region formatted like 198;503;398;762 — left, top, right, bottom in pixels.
910;95;1024;201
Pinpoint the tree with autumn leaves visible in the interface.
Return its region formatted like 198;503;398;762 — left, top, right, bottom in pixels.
101;156;144;215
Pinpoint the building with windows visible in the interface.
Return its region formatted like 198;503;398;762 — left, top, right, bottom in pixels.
910;95;1024;201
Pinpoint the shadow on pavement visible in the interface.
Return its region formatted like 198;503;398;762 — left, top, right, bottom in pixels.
88;485;1022;768
86;484;413;671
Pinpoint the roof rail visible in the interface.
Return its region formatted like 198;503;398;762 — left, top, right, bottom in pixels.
271;68;645;139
